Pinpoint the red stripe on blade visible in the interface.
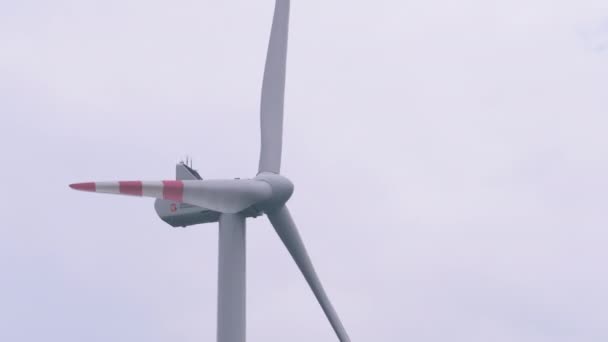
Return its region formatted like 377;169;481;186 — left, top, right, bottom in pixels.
70;182;96;192
163;180;184;201
119;181;143;196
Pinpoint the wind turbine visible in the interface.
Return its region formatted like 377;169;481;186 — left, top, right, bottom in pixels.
69;1;351;341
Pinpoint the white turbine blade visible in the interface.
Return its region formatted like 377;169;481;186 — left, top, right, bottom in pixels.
69;179;272;214
267;205;351;342
259;0;290;174
217;213;246;342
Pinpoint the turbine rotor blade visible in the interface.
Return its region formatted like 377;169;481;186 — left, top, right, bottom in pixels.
69;179;272;214
267;205;351;342
259;0;290;174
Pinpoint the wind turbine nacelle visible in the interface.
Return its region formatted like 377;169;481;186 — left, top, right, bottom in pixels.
154;162;262;227
154;162;220;227
155;199;221;227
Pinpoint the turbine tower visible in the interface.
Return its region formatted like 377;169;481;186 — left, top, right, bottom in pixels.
70;1;351;341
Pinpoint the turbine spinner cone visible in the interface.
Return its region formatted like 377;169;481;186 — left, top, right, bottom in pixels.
255;173;294;211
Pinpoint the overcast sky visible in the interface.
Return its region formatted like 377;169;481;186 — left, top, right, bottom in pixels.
1;0;608;341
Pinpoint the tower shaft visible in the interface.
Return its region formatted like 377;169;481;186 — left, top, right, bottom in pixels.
217;213;246;342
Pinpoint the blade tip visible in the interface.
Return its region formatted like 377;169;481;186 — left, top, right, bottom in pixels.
69;182;96;192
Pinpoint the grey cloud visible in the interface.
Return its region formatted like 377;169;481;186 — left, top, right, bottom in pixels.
1;1;607;342
578;17;608;52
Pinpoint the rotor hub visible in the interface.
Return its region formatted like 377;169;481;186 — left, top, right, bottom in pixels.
255;172;294;212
